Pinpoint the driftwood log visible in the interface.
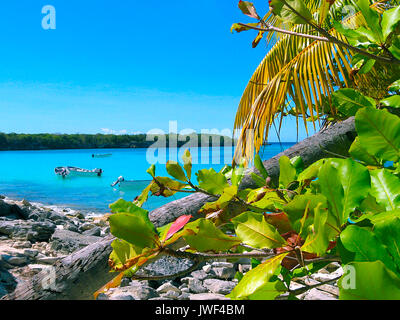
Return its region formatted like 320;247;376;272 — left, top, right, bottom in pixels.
2;117;356;300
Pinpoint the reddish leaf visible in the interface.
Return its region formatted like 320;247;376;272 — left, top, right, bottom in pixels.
264;212;292;234
165;215;192;240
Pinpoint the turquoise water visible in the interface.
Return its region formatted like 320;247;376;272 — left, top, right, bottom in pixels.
0;144;294;214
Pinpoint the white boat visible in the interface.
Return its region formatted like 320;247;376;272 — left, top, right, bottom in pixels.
55;166;103;178
92;153;112;158
111;176;140;188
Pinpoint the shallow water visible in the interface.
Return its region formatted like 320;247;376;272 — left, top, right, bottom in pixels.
0;144;294;214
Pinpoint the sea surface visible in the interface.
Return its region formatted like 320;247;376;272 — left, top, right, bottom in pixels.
0;144;294;215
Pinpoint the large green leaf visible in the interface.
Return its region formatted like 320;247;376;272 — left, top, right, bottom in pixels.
355;107;400;162
382;5;400;41
109;213;158;249
247;280;287;300
302;204;330;256
349;137;380;166
380;95;400;109
183;219;240;252
284;194;327;235
182;149;192;180
227;253;288;300
297;159;326;182
332;89;375;117
279;156;297;188
357;0;383;42
373;216;400;272
318;160;345;227
232;212;286;249
196;168;230;195
332;158;371;218
339;261;400;300
254;154;268;179
109;199;155;233
109;239;140;271
370;169;400;211
340;225;397;273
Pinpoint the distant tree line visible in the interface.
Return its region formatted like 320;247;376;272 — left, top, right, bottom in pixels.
0;133;236;151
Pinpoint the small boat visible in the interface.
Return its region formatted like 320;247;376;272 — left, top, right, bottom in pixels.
55;166;103;178
92;153;112;158
111;176;138;188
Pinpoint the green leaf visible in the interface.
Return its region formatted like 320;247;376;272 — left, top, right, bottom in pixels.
279;156;297;188
232;211;286;249
247;280;287;300
349;137;380;166
297;159;326;182
374;216;400;271
333;20;368;40
389;36;400;60
302;203;330;256
254;154;269;179
109;239;140;271
284;194;327;234
356;0;383;42
227;253;288;300
109;213;158;249
370;169;400;211
182;149;192;180
231;22;259;33
251;173;267;187
380;95;400;108
183;219;240;252
382;5;400;41
333;158;371;219
146;164;156;178
231;163;245;187
109;199;155;233
339;261;400;300
166;160;187;182
290;156;304;174
318;0;331;26
332;88;375;117
389;79;400;91
151;176;188;197
355;107;400;162
270;0;314;25
340;225;397;272
318;160;345;227
133;182;153;208
196;168;230;195
199;185;238;214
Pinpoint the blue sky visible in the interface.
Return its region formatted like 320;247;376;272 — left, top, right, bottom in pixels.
0;0;314;142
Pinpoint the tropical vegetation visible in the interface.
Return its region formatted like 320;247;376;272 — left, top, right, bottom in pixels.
96;0;400;300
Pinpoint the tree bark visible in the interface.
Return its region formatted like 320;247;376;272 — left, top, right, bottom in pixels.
2;117;356;300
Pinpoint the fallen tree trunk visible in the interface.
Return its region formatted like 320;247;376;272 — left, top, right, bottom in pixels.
2;117;356;300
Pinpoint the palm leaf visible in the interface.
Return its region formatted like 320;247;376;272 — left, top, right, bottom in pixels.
234;0;396;163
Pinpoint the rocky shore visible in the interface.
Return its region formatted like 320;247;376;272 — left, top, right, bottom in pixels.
0;196;343;300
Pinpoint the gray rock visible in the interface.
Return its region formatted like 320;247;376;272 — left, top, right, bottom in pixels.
82;227;101;237
211;262;234;268
202;264;212;273
23;249;39;258
142;255;194;278
120;277;131;287
203;279;236;295
160;290;181;300
301;288;337;300
110;293;135;300
126;285;159;300
13;241;32;249
5;256;28;266
79;222;96;232
189;293;230;300
96;293;109;300
191;270;212;281
49;229;102;254
0;219;56;242
211;265;236;280
35;256;64;265
157;282;181;294
178;292;191;300
47;211;67;222
187;278;207;294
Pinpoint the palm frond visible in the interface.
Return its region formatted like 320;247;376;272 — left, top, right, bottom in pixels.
234;0;395;164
